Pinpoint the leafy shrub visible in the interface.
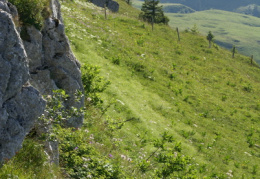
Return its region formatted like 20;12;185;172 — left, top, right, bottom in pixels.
243;83;253;92
190;56;200;60
39;89;84;128
57;127;122;179
111;56;121;65
9;0;50;30
81;64;110;106
136;38;145;46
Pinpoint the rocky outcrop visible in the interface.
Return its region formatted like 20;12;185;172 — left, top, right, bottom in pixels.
27;0;84;128
0;0;84;164
0;4;45;163
91;0;119;12
25;0;85;164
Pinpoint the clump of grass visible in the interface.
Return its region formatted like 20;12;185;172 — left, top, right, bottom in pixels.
0;139;60;178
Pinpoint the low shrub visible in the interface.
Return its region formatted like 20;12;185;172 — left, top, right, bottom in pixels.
9;0;50;30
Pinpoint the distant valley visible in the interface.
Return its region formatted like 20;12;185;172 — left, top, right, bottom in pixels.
133;0;260;64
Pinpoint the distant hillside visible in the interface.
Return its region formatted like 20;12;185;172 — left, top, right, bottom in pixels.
134;0;260;17
235;4;260;17
160;0;260;12
163;3;195;13
167;9;260;64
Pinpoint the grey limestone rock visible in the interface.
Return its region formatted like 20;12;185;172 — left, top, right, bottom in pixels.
25;0;85;164
23;26;43;72
91;0;119;12
0;7;45;164
0;0;84;165
27;0;84;128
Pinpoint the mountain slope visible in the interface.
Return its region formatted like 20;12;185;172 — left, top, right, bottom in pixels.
2;0;259;178
58;0;260;178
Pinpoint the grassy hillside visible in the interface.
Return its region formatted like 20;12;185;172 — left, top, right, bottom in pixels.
1;0;260;178
166;9;260;64
133;0;260;64
60;0;260;178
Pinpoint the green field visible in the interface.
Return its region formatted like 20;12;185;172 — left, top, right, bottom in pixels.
1;0;260;178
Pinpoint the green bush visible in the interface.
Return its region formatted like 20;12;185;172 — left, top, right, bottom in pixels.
81;64;110;106
9;0;50;30
57;127;122;179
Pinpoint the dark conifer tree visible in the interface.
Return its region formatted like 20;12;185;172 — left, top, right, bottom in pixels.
206;31;214;48
139;0;169;25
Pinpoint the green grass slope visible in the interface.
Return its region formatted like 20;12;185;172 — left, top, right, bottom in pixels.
59;0;260;178
166;9;260;64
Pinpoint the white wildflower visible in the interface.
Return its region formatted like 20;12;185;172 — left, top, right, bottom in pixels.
120;155;126;160
89;134;94;140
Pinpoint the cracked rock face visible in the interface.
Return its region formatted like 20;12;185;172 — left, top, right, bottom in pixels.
0;0;84;165
27;0;84;128
0;5;45;163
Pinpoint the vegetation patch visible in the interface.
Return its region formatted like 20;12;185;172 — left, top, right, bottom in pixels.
9;0;50;29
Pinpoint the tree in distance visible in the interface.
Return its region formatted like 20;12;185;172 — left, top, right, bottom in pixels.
232;45;236;58
139;0;169;30
206;31;214;48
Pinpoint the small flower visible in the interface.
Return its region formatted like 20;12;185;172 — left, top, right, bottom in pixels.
120;155;126;160
127;157;132;162
89;134;94;140
74;147;78;150
109;154;113;158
